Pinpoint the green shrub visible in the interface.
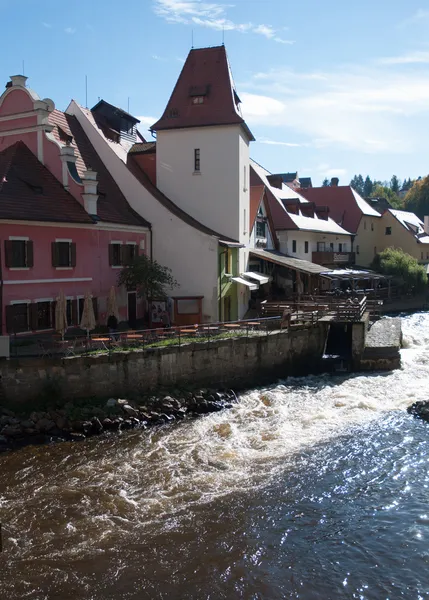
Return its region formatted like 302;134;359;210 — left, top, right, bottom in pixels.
372;247;428;293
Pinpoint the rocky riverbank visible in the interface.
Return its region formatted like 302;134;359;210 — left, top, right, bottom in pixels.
0;389;238;452
407;400;429;422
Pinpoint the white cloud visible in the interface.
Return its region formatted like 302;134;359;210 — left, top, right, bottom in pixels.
136;116;157;127
42;22;51;28
240;61;429;154
153;0;294;43
400;9;429;26
377;51;429;65
65;27;76;34
259;139;304;147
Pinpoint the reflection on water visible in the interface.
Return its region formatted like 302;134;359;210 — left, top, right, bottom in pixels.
1;313;429;599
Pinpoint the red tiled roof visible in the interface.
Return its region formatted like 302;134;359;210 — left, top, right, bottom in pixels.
49;110;150;228
151;46;254;140
299;186;370;233
129;142;156;155
0;141;93;223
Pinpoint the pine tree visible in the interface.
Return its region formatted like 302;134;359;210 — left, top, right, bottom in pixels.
322;178;329;187
390;175;400;194
363;176;373;197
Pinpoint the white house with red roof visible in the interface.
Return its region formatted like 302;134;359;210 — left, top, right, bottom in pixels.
0;75;150;345
67;45;263;321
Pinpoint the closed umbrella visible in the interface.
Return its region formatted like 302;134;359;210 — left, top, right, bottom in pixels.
106;286;119;321
80;290;96;337
55;290;68;340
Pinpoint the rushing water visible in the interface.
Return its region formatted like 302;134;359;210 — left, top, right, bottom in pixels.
1;314;429;599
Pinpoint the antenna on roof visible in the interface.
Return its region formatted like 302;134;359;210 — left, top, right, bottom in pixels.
85;75;88;108
191;29;194;48
22;60;25;75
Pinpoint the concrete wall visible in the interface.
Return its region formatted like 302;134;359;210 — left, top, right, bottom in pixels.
0;327;327;404
277;230;352;261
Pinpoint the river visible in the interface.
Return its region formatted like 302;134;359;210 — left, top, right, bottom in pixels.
1;313;429;599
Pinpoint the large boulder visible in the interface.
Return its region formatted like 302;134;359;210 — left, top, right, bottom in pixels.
408;401;429;422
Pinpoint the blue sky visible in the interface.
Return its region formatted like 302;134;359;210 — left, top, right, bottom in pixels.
2;0;429;185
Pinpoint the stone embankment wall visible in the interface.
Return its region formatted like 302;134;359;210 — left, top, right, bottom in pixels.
359;318;402;371
0;327;327;404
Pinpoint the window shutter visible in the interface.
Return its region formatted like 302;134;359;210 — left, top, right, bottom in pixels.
5;305;15;334
52;242;59;267
108;244;114;266
120;245;127;266
4;240;13;268
134;244;139;257
70;243;76;267
72;299;78;326
29;303;39;331
51;301;57;329
26;241;34;268
92;297;98;321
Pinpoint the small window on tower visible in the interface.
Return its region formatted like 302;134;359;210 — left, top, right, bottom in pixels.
192;97;204;104
194;149;200;172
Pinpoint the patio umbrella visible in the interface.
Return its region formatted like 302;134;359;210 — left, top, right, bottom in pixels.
80;290;96;338
55;290;68;340
106;286;119;321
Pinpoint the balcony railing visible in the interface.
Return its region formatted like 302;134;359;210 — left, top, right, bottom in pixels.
312;251;355;266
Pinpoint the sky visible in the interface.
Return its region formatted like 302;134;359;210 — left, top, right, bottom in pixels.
2;0;429;186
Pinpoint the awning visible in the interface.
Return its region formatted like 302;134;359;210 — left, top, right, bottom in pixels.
231;276;258;290
249;248;327;275
242;271;270;285
219;240;245;248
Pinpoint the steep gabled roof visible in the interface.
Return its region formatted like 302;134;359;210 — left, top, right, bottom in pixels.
151;45;254;140
0;141;92;223
299;185;380;233
389;209;429;244
250;159;351;235
49;109;150;228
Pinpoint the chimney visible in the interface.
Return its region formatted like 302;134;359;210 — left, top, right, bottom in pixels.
424;216;429;235
81;169;99;215
331;177;339;187
10;75;28;88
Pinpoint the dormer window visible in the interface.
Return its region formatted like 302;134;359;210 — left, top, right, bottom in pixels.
192;97;204;105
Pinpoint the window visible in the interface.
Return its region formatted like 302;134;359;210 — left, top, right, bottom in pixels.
330;242;334;251
4;239;33;268
371;222;374;231
356;245;360;255
427;252;429;260
194;148;200;172
292;240;297;253
317;242;325;252
374;246;377;255
6;303;29;333
36;301;52;330
224;249;232;274
364;221;367;230
123;244;137;265
52;241;76;268
338;243;343;252
421;252;424;260
192;96;204;104
385;227;392;235
243;165;247;192
304;241;309;254
256;220;266;238
109;243;122;267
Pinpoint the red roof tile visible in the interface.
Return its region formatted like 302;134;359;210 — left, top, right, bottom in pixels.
151;46;254;140
0;141;92;223
49;110;150;228
299;186;380;233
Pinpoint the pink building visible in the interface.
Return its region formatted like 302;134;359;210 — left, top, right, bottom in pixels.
0;75;150;337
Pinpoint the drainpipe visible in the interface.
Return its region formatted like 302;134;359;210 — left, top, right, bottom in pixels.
219;249;227;320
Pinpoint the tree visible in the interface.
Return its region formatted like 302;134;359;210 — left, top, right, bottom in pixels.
363;175;373;197
371;247;427;293
322;178;330;187
350;174;365;196
370;183;403;209
390;175;400;194
118;255;179;312
404;175;429;220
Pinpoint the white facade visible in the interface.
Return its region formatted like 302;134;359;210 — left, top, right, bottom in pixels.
277;230;352;261
67;101;220;322
156;123;252;319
